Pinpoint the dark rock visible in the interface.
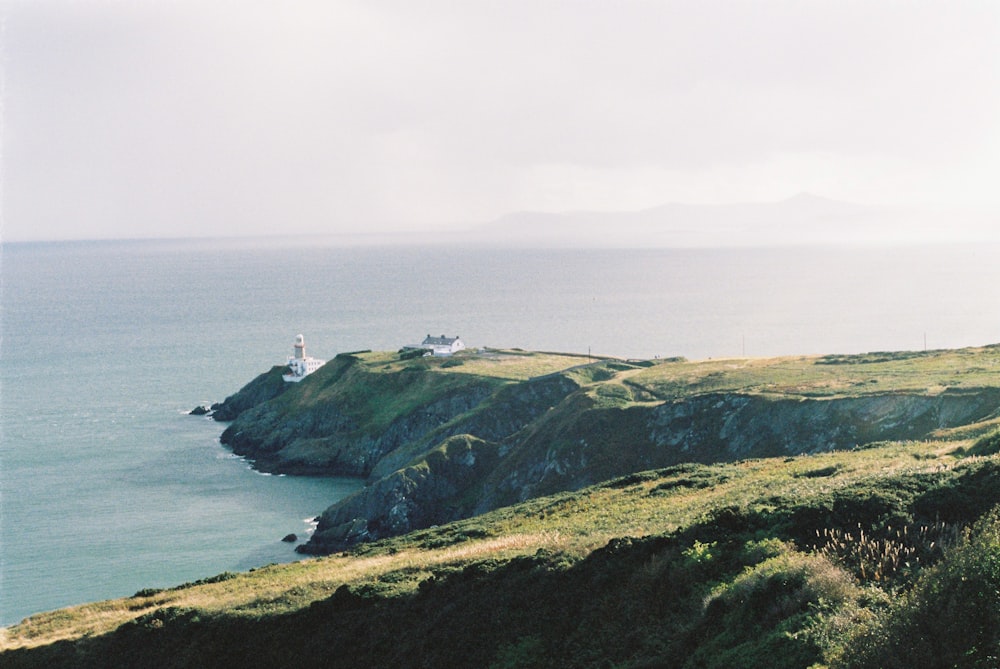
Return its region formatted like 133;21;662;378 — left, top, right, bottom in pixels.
306;435;502;553
189;405;211;416
211;365;292;422
281;533;298;543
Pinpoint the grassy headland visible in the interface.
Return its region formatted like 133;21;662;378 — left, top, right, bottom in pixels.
6;345;1000;667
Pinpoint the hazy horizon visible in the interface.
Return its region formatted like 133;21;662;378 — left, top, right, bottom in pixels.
2;2;998;242
3;192;997;247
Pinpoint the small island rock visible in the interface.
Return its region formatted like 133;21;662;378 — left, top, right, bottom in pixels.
281;533;298;543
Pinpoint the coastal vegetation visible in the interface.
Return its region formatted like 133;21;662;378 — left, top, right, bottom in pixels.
6;345;1000;666
213;345;1000;554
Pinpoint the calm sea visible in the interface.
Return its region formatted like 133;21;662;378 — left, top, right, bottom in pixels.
3;238;1000;625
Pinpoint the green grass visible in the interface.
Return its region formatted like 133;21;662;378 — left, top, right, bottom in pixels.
273;349;598;433
321;344;1000;406
627;344;1000;400
4;436;992;651
8;442;1000;667
267;353;507;433
356;348;599;381
9;344;1000;667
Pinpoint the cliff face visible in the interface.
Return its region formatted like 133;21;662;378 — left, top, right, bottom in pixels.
209;366;290;422
475;388;1000;513
215;354;506;476
209;351;1000;554
310;375;581;548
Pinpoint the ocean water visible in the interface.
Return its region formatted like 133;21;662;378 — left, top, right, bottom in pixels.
3;238;1000;625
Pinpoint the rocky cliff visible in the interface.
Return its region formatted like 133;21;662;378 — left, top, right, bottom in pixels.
209;365;289;421
208;348;1000;554
215;353;508;476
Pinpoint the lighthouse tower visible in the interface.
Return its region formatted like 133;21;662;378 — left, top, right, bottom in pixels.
283;334;326;382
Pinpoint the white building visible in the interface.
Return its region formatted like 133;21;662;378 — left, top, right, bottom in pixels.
282;334;326;382
421;334;465;356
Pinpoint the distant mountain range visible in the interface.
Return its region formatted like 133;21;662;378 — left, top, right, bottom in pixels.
468;193;999;247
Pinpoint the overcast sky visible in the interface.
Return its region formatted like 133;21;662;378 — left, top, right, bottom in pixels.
2;1;998;242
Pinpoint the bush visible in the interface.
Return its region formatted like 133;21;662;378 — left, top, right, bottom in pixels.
811;522;961;585
837;508;1000;668
489;636;546;669
968;428;1000;457
687;549;859;669
705;552;857;628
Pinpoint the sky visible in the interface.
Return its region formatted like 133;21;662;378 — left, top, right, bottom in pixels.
1;0;999;242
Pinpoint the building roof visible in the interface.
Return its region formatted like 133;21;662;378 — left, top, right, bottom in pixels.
422;334;461;346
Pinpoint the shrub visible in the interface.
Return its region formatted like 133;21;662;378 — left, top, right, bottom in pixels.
706;552;857;627
687;549;859;669
968;428;1000;457
489;636;546;669
799;465;840;478
837;508;1000;668
811;522;961;585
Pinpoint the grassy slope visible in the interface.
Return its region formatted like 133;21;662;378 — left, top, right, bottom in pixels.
625;345;1000;400
216;350;597;476
7;438;1000;666
6;345;1000;666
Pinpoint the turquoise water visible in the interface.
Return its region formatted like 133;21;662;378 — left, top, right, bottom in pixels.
3;239;1000;625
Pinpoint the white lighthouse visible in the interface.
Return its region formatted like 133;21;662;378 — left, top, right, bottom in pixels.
282;334;325;382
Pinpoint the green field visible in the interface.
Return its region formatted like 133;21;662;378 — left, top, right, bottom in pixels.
627;345;1000;399
358;348;600;380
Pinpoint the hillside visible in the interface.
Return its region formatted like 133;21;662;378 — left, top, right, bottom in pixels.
215;346;1000;554
475;195;1000;247
5;426;1000;666
6;345;1000;667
